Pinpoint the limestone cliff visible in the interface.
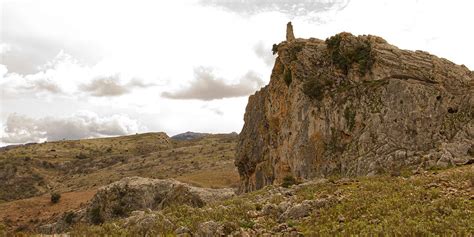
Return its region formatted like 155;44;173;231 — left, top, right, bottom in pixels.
236;27;474;192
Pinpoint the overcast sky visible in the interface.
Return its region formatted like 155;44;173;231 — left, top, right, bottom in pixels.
1;0;473;146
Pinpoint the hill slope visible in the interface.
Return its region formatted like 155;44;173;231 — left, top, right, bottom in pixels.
0;132;239;232
60;165;473;236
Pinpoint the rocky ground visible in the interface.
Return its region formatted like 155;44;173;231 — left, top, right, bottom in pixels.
35;164;472;236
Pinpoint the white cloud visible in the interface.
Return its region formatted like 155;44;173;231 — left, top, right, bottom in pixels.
162;67;264;101
1;0;474;145
79;75;153;97
199;0;350;20
254;41;275;66
1;111;140;143
0;43;12;55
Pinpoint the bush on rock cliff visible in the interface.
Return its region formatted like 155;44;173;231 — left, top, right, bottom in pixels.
326;33;374;75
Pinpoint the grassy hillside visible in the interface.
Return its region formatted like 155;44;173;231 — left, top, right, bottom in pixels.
0;132;239;232
1;133;472;235
68;165;473;236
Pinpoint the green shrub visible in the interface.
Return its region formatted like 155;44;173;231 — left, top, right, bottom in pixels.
239;219;255;229
65;211;75;224
90;207;103;224
283;68;292;86
112;205;126;217
302;76;330;100
282;175;298;188
326;34;374;76
51;192;61;204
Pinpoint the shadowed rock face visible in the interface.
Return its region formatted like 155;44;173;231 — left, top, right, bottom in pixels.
236;32;474;192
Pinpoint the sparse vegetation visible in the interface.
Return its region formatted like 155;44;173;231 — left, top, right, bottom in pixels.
90;207;103;224
281;175;298;188
283;67;292;86
302;74;333;100
0;133;240;233
344;106;356;131
68;165;473;236
64;212;75;224
326;33;374;75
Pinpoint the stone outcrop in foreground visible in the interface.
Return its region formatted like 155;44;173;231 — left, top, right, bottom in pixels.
86;177;235;223
236;28;474;192
41;177;235;233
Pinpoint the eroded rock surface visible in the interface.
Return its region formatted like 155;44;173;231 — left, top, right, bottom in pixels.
86;177;235;223
236;30;474;192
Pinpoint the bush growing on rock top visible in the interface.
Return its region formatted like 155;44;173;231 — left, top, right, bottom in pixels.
325;33;374;76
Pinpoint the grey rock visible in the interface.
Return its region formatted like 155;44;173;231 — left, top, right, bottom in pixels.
85;177;234;223
236;29;474;192
262;203;280;217
279;202;312;221
278;201;291;212
198;221;223;236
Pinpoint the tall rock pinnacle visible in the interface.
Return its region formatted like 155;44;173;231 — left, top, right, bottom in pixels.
286;22;295;41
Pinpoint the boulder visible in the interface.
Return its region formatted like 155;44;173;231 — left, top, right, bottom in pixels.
197;221;223;236
279;202;312;221
85;177;235;223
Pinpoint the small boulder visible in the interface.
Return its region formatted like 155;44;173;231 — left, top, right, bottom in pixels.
279;202;312;221
262;203;280;217
198;221;223;237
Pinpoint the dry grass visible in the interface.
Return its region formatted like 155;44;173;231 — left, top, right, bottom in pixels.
0;189;96;233
0;132;239;232
68;165;473;236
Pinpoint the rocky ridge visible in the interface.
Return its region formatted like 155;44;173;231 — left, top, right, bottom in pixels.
236;24;474;192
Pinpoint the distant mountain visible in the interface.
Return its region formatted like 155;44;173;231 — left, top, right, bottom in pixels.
170;131;210;141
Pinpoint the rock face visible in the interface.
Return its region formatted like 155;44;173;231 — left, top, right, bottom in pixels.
86;177;235;223
236;30;474;192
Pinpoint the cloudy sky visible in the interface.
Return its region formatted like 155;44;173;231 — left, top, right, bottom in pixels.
1;0;473;146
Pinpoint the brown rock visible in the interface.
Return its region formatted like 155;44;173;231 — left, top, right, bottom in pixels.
85;177;234;223
286;22;295;41
236;26;474;192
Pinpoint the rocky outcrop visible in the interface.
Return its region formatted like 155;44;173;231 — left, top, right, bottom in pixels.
286;22;295;41
86;177;235;223
40;177;235;233
236;26;474;192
